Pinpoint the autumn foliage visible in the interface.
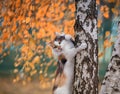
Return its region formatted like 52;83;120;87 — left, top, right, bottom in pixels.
0;0;120;88
0;0;75;88
97;0;120;59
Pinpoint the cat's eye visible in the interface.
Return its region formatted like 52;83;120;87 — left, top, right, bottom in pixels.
58;41;61;44
53;45;57;48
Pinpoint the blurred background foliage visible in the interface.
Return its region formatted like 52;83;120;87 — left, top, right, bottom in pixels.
0;0;120;93
97;0;120;81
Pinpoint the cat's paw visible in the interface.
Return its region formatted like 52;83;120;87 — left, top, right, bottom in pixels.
79;43;87;49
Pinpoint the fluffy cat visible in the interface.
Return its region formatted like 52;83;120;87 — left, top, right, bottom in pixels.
48;32;87;94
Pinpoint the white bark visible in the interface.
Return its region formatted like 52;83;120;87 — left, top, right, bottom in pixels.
73;0;98;94
99;22;120;94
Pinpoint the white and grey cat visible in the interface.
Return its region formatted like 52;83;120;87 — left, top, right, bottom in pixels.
48;32;87;94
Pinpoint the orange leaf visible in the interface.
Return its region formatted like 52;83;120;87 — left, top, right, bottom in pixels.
97;20;102;28
0;46;2;54
69;3;75;12
111;8;119;16
104;39;113;48
103;12;109;18
107;0;115;3
37;28;45;39
96;0;100;5
98;52;104;58
30;69;37;76
11;25;17;32
35;0;40;4
8;10;14;17
0;39;3;44
25;0;31;3
105;31;110;37
15;0;21;8
26;17;30;23
2;32;9;40
60;4;67;11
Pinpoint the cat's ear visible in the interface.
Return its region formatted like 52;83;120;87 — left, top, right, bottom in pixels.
65;34;72;40
55;32;61;36
46;42;53;48
65;34;76;45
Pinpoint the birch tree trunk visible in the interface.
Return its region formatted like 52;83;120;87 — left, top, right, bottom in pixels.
73;0;98;94
99;22;120;94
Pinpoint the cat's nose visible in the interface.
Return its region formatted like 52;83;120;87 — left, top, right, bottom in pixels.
58;46;62;50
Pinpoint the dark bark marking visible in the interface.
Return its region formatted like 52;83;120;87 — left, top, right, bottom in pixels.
101;82;105;85
111;54;120;61
113;48;116;51
114;88;119;92
74;16;84;32
110;66;117;72
116;60;120;66
73;0;98;94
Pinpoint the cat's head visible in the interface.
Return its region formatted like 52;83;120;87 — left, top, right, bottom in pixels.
47;32;75;57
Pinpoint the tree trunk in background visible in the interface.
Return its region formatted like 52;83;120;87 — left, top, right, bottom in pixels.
99;22;120;94
73;0;98;94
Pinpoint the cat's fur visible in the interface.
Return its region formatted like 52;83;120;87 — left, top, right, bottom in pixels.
48;32;87;94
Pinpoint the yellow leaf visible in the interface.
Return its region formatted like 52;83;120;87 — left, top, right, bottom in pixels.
25;0;31;3
13;69;19;73
14;62;21;67
29;63;35;70
37;28;45;39
69;3;75;12
30;69;37;76
0;39;3;44
16;76;20;81
0;46;2;54
96;0;100;5
21;45;29;54
29;38;36;51
11;25;17;32
13;79;17;83
111;8;119;16
26;17;30;23
104;39;113;48
103;12;109;18
60;5;66;11
32;56;40;64
35;0;40;4
107;0;115;3
45;46;52;58
2;32;9;40
27;77;31;82
28;50;34;60
15;0;21;8
105;31;110;37
36;5;49;19
25;67;31;72
100;5;109;12
7;10;14;17
97;20;102;28
22;80;26;86
98;52;104;58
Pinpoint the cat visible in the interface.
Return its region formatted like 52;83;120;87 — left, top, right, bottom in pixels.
48;32;87;94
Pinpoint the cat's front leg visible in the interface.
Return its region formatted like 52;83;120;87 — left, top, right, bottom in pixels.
77;42;87;51
76;42;87;54
69;42;87;57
